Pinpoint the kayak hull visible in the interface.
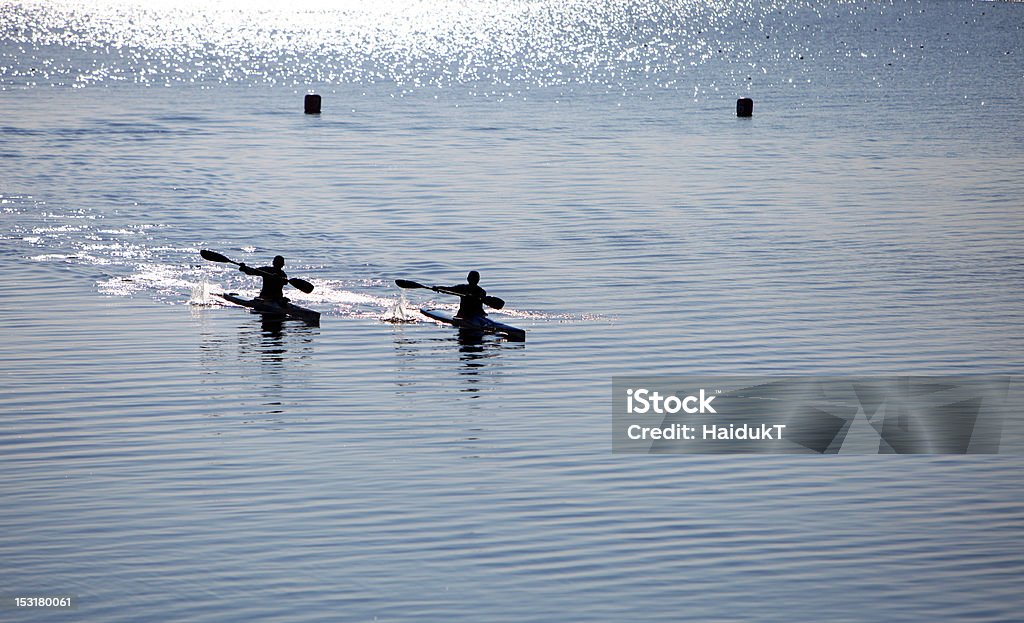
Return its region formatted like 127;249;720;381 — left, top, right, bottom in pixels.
216;293;321;325
420;308;526;342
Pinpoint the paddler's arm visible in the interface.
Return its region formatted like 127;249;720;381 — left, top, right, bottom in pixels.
238;263;260;276
446;284;486;296
460;284;487;299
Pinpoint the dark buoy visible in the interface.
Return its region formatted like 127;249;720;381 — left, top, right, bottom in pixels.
736;97;753;117
304;94;321;115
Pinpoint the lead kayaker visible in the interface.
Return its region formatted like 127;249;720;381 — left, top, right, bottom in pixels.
238;255;289;303
448;270;487;319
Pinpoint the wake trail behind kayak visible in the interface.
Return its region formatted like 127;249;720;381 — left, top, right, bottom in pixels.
5;199;603;324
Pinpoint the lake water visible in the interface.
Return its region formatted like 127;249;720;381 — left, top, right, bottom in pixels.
2;1;1023;620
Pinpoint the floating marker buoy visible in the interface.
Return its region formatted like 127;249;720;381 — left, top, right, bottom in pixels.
304;94;321;114
736;97;753;117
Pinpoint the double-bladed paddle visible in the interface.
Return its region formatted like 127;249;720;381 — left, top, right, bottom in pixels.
395;279;505;310
200;249;315;294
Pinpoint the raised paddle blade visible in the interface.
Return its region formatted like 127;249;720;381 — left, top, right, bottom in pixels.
395;279;427;289
289;278;315;294
200;249;233;264
482;296;505;310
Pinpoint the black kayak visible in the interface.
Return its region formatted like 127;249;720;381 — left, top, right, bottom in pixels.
420;308;525;342
216;292;321;325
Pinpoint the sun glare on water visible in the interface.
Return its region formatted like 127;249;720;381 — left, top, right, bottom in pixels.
2;0;796;93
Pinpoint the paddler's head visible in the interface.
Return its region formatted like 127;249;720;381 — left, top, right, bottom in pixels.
467;270;480;285
273;255;285;269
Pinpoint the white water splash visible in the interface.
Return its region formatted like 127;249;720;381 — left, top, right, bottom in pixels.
381;291;418;323
188;278;216;306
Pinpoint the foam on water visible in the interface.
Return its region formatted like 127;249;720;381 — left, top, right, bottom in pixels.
4;198;574;327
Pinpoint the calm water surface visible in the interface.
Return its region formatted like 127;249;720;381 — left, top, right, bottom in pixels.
2;1;1023;620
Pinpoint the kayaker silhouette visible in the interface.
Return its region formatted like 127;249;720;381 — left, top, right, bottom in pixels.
448;270;487;319
238;255;289;303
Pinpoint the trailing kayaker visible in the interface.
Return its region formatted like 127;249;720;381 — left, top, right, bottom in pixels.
239;255;289;303
448;270;487;319
393;274;523;340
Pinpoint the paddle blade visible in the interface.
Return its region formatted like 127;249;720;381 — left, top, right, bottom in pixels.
289;278;315;294
395;279;427;289
200;249;232;263
483;296;505;310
